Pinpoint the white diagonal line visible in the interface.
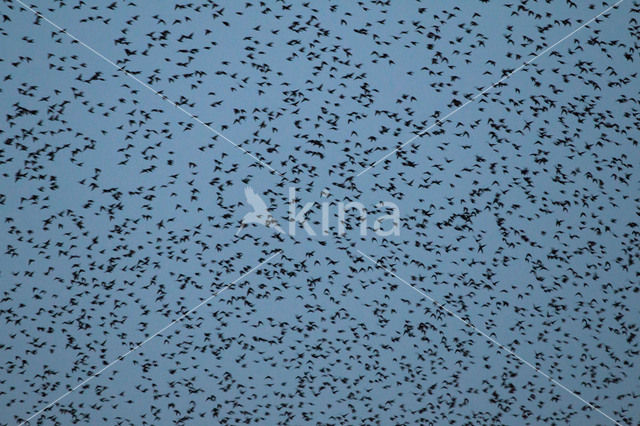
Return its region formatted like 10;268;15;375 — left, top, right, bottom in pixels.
356;249;626;426
356;0;625;177
17;250;282;426
12;0;284;177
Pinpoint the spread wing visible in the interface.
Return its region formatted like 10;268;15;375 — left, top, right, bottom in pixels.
244;187;268;212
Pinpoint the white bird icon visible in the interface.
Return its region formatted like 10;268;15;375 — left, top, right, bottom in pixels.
236;187;284;234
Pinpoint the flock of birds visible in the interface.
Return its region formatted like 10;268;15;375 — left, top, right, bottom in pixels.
1;0;639;424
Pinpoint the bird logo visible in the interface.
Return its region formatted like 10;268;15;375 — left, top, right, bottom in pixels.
236;187;284;235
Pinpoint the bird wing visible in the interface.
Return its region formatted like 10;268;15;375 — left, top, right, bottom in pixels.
245;187;268;212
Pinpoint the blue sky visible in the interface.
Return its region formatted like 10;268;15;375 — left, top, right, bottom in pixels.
1;1;639;424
